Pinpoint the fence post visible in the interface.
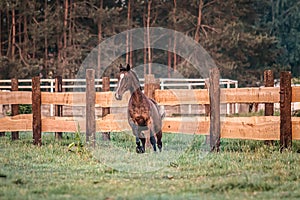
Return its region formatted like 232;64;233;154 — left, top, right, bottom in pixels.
264;70;274;145
86;69;96;147
204;79;210;144
55;76;63;140
102;77;110;141
11;78;19;140
280;71;292;150
209;68;220;152
144;74;160;99
144;74;160;147
32;76;42;146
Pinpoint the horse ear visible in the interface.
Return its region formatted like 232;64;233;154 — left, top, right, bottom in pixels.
126;64;130;71
119;64;125;72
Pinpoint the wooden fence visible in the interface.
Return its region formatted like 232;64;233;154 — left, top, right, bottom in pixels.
0;69;300;150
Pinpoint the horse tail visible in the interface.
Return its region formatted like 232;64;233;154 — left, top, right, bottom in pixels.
159;105;166;119
149;98;165;119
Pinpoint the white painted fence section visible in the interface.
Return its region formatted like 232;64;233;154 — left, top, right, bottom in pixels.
0;78;238;115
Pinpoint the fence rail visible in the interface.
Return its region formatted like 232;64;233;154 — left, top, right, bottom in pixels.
0;78;238;91
0;69;299;150
1;86;300;106
0;114;299;140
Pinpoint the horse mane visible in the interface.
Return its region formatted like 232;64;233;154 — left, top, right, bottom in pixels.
129;69;142;91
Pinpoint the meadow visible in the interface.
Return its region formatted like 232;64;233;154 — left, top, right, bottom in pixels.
1;132;300;200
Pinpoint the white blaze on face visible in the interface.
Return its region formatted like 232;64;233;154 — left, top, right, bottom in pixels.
116;73;125;96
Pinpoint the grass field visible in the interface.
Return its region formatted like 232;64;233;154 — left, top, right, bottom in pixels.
1;132;300;200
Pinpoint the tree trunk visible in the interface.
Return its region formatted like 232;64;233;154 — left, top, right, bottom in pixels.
12;7;16;61
24;15;28;58
126;0;131;64
32;2;36;59
6;7;11;58
44;0;48;73
168;37;172;78
194;0;203;43
143;3;147;74
147;0;152;74
60;0;68;76
63;0;68;51
97;0;103;79
0;10;2;56
173;0;177;71
129;0;133;67
18;16;22;46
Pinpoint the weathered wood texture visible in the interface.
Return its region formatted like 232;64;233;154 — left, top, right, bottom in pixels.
0;114;299;140
101;77;110;141
86;69;95;145
280;71;292;150
144;74;160;99
1;87;300;106
32;77;42;146
155;87;300;105
55;76;63;140
0;91;32;104
209;68;220;152
264;70;274;145
11;78;19;140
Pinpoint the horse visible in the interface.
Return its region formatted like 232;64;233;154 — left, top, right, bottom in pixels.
114;64;164;153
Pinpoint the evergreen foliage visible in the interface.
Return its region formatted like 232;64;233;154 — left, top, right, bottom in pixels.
0;0;299;85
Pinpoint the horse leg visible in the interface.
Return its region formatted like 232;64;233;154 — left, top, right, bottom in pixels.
131;124;144;154
156;130;162;152
149;129;157;152
136;136;145;153
140;137;146;152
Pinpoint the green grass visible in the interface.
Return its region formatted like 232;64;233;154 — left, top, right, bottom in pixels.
1;132;300;200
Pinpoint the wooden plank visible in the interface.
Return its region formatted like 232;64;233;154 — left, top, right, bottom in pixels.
95;91;130;107
0;115;32;131
1;114;300;141
41;92;85;106
11;78;19;140
280;71;292;150
162;117;209;134
0;86;299;107
32;76;42;146
144;74;160;99
155;89;209;105
209;68;221;151
155;87;281;105
292;117;300;140
221;87;280;103
86;69;96;145
0;91;32;104
264;70;274;145
96;114;130;132
221;116;280;140
42;117;84;132
292;86;300;102
55;76;63;139
101;77;111;140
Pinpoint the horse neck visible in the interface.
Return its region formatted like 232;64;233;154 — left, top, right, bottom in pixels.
131;88;145;103
128;73;144;103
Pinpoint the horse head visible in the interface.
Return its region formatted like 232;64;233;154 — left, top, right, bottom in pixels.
115;64;140;100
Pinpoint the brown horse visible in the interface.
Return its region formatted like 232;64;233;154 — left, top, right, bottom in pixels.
115;64;164;153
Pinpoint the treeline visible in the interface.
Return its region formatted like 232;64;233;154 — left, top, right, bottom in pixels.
0;0;299;86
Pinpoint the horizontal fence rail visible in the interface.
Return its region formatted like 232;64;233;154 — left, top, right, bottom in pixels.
0;69;299;150
1;87;299;106
0;78;238;91
0;114;299;140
